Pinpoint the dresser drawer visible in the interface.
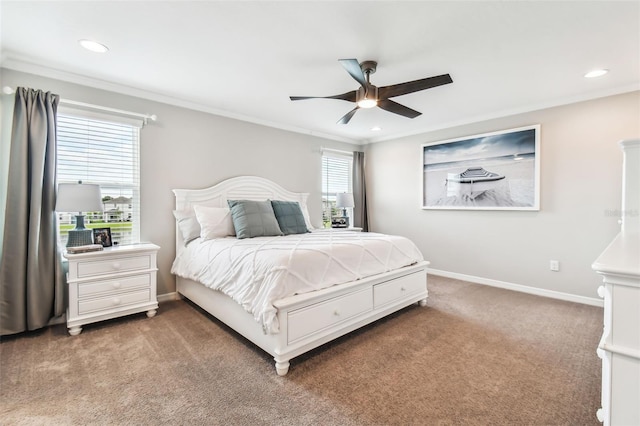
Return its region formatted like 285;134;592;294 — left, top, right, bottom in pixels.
78;274;151;298
78;289;151;315
76;255;151;278
288;288;372;344
373;272;425;308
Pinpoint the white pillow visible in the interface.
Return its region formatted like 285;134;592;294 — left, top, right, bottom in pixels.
193;205;235;240
299;203;314;230
173;208;201;246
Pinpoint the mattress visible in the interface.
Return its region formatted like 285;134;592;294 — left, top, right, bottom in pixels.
171;230;424;334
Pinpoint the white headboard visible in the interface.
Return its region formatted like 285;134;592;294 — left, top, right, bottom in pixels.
173;176;312;250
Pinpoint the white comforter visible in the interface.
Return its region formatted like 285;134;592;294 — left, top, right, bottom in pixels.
171;230;424;334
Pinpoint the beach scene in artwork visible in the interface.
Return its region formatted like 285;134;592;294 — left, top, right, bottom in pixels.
423;127;538;208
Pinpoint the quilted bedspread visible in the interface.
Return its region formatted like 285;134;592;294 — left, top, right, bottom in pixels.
171;230;424;334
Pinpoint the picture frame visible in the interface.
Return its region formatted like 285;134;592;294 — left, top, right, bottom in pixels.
422;124;540;210
92;227;113;247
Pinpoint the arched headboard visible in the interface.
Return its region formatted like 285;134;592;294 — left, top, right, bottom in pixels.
173;176;313;250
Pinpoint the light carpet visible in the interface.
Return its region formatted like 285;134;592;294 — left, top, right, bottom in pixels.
0;275;603;425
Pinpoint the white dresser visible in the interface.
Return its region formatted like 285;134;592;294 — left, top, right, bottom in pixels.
592;139;640;425
64;243;160;335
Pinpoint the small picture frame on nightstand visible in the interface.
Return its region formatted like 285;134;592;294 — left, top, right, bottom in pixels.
331;217;349;228
93;227;112;247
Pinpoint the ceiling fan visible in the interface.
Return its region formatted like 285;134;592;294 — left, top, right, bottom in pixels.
290;59;453;124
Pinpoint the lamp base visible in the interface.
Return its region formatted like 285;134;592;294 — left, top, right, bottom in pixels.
67;229;94;247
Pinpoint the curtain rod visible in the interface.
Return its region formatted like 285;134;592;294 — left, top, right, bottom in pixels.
2;86;157;124
321;147;353;155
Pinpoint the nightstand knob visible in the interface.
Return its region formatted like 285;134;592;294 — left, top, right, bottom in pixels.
112;262;121;270
112;298;121;305
112;282;121;289
400;287;406;291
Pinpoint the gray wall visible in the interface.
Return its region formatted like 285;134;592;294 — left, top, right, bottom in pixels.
0;68;356;296
365;91;640;300
3;67;638;302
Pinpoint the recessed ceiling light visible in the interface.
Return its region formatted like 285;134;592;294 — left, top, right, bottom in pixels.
79;39;109;53
371;126;382;131
584;69;608;78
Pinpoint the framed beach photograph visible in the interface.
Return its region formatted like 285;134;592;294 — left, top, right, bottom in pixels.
422;125;540;210
93;227;113;247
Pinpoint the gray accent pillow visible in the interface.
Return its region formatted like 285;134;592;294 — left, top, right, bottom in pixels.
270;200;310;235
227;200;283;239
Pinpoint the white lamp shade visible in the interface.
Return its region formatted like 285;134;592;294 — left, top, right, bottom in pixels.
336;192;355;208
55;183;103;212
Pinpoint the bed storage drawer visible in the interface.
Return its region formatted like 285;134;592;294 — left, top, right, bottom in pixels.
373;272;425;308
287;288;372;343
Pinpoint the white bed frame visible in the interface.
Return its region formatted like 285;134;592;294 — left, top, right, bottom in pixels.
173;176;429;375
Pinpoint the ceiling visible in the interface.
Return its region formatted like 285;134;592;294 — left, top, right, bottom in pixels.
1;1;638;144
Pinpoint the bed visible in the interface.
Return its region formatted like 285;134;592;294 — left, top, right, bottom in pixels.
171;176;429;375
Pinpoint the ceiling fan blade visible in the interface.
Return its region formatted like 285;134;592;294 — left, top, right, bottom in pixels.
290;90;357;102
378;74;453;99
377;99;422;119
338;59;367;88
337;107;359;125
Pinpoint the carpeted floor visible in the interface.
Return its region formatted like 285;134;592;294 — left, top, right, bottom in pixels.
0;275;603;425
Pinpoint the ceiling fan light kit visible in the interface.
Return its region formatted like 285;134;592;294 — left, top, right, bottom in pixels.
290;58;453;124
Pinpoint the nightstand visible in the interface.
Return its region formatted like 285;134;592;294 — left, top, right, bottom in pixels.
64;243;160;336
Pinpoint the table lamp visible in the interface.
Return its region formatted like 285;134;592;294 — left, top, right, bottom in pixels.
336;192;355;227
56;181;103;247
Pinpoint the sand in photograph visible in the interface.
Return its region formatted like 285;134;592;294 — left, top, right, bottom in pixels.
424;154;535;208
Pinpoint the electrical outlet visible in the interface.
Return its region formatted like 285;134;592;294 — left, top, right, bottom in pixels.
550;260;560;272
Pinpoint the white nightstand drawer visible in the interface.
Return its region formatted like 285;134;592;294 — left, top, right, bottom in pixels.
78;274;151;298
76;255;151;278
288;287;372;344
373;272;425;308
78;289;151;315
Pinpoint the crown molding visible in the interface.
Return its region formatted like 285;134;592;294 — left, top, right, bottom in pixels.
2;57;363;146
367;84;640;144
4;56;636;147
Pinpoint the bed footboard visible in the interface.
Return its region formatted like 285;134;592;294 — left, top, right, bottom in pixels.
177;261;429;375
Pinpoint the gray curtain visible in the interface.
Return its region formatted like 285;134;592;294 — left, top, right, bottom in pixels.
0;87;64;335
353;151;369;231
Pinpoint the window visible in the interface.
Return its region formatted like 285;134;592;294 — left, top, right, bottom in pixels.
56;110;141;246
321;151;352;227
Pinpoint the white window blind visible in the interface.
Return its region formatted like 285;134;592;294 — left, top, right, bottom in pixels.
56;112;141;246
321;151;352;227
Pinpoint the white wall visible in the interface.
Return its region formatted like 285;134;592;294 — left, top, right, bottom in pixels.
365;91;640;301
0;74;15;262
0;68;356;296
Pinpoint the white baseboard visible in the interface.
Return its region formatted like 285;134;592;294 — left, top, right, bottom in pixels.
158;292;181;303
427;268;603;308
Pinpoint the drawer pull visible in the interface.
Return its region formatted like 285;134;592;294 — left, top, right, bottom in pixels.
333;310;340;316
112;262;121;270
112;282;122;289
112;298;121;306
